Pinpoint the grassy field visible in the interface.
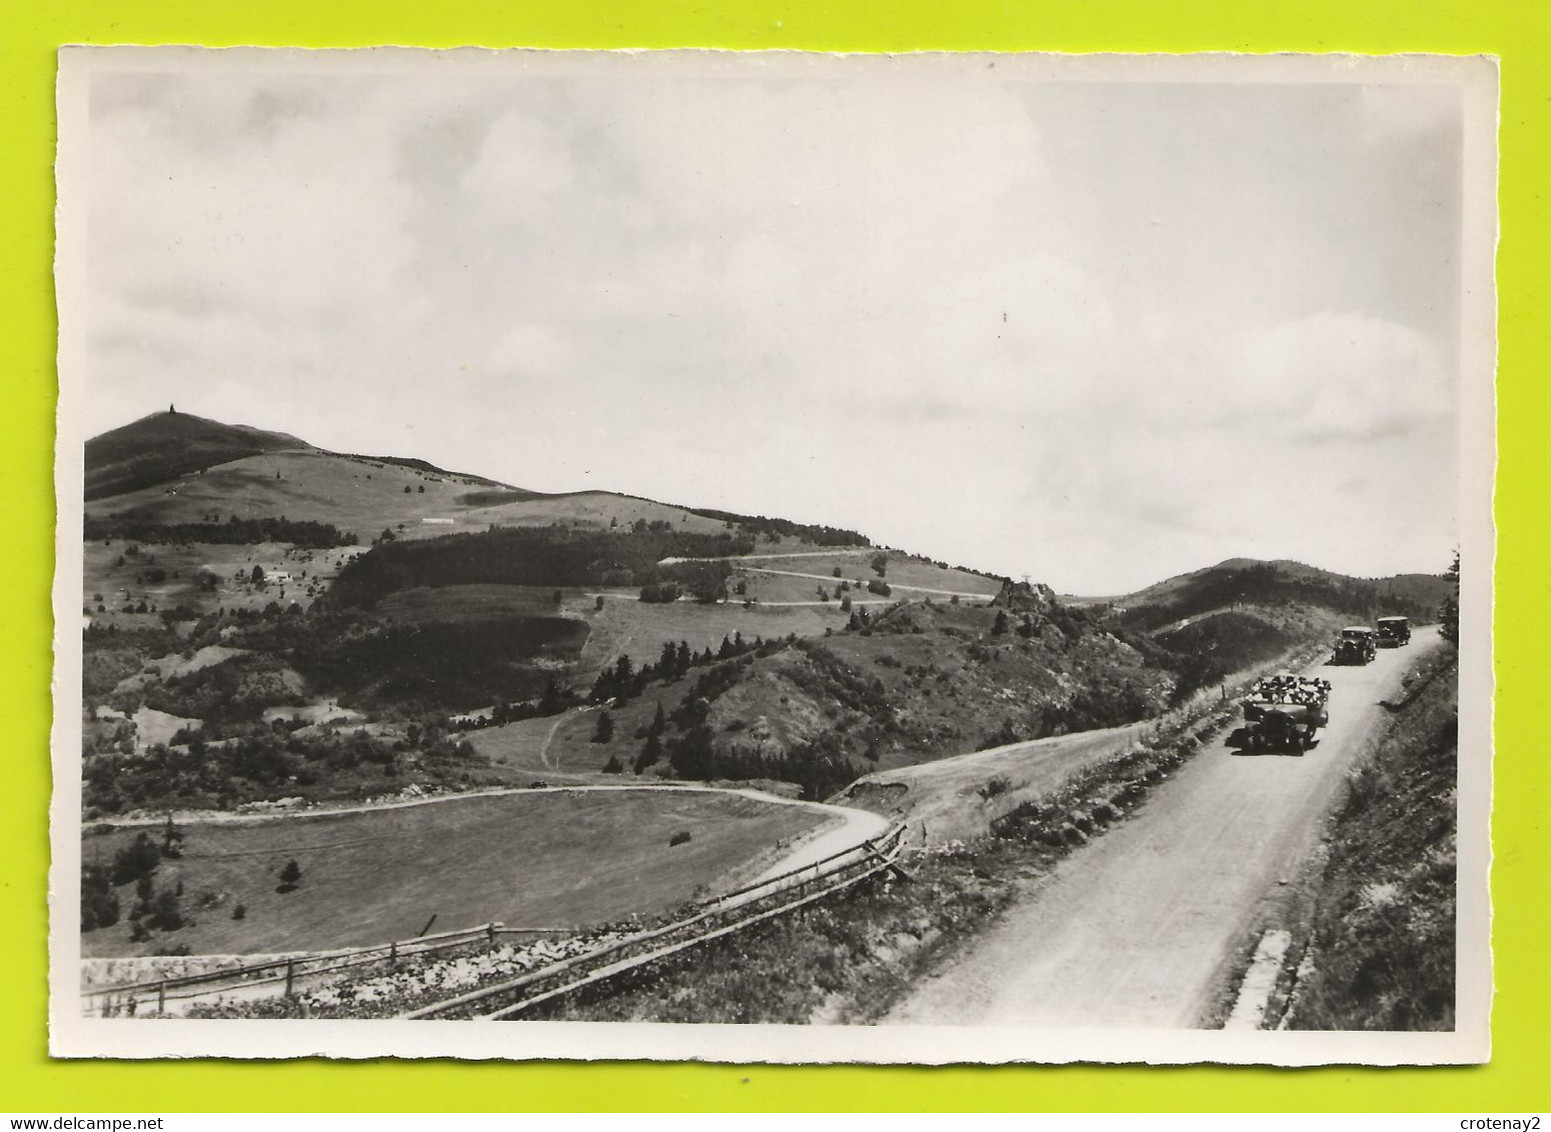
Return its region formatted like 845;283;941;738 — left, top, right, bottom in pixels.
463;714;582;777
727;550;1002;604
84;449;493;540
80;788;832;958
465;490;728;537
375;583;580;625
567;589;844;684
85;449;732;546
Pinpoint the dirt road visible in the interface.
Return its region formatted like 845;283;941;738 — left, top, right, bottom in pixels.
737;564;989;599
839;721;1153;844
750;803;890;884
887;629;1438;1028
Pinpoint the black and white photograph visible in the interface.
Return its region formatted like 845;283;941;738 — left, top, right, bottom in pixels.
51;47;1496;1064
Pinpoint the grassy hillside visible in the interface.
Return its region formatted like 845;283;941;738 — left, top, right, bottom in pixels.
1107;559;1449;635
1285;646;1458;1030
500;597;1176;800
79;789;831;957
1089;559;1452;706
85;410;315;501
85;449;503;540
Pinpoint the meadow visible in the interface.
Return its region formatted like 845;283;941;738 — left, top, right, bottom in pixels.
80;788;832;957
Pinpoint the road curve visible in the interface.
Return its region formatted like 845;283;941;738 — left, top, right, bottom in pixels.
86;783;891;1012
750;802;890;883
886;629;1439;1029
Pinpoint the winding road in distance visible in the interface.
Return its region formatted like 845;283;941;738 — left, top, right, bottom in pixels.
887;628;1439;1029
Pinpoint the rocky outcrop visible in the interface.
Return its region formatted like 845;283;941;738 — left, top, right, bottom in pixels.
989;577;1057;614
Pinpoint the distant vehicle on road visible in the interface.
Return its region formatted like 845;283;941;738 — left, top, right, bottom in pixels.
1227;673;1331;754
1376;616;1411;647
1333;625;1378;665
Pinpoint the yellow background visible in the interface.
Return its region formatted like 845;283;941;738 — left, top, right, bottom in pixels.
3;0;1545;1113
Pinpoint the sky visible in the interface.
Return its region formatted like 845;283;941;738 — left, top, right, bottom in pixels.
70;50;1480;594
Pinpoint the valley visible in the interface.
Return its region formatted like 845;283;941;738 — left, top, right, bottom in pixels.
72;408;1456;1030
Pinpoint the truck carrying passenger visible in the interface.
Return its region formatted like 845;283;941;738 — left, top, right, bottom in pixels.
1226;673;1331;754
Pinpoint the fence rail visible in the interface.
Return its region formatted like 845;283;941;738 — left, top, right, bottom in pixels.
402;823;909;1021
81;922;571;1017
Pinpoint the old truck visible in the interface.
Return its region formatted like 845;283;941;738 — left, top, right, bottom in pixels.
1376;616;1411;647
1333;625;1378;665
1227;673;1332;754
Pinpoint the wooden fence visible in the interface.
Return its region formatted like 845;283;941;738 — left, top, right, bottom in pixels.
83;823;908;1019
82;922;570;1017
402;823;909;1021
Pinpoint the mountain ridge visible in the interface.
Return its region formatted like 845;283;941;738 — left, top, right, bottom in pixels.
85;409;317;501
85;409;517;503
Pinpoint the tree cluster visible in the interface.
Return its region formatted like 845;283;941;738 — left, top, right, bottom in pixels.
682;508;870;547
589;631;767;707
327;525;755;609
85;514;356;549
1439;553;1460;645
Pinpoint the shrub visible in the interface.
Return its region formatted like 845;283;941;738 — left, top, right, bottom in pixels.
978;774;1013;800
145;889;187;932
161;817;185;859
231;903;246;921
277;858;302;893
669;830;692;847
80;865;120;932
110;832;162;886
634;732;663;774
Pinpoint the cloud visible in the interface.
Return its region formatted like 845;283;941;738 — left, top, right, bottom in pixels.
73;55;1469;593
484;322;578;378
1215;310;1454;441
459;108;577;221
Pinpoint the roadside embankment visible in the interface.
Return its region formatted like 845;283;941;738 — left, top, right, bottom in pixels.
1280;645;1459;1031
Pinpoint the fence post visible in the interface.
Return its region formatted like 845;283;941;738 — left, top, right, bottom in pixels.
157;982;166;1013
389;941;398;963
487;921;496;945
284;959;295;998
